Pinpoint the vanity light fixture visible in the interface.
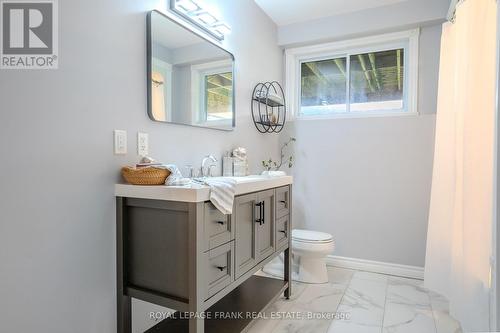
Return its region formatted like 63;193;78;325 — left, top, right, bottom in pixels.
212;22;231;36
169;0;231;40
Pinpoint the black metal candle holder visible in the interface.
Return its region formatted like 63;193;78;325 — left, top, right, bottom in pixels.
251;81;286;133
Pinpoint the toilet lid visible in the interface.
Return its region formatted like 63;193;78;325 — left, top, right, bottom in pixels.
292;229;333;243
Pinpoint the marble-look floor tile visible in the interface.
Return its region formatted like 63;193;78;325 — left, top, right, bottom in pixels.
432;309;462;333
352;271;389;283
246;270;463;333
386;280;431;307
271;283;346;333
271;317;333;333
388;276;424;287
293;284;346;312
327;267;355;287
428;291;448;313
327;320;382;333
246;282;308;333
384;277;436;333
245;297;293;333
383;301;436;333
327;272;388;333
427;292;462;333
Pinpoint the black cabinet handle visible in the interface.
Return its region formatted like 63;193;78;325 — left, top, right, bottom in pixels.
216;266;227;272
279;200;286;204
255;202;263;225
216;220;226;225
262;201;265;225
278;230;286;233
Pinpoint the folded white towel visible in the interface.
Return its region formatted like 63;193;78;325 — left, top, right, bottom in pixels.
161;164;192;186
198;178;236;215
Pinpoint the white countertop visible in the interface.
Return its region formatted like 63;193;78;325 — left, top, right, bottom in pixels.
115;175;293;202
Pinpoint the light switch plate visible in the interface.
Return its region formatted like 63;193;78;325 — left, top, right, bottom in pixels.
137;132;149;156
114;130;127;155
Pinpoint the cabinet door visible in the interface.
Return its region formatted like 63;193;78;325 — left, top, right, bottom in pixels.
256;189;275;261
234;192;259;278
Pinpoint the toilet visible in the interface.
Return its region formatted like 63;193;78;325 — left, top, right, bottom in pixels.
292;229;335;283
263;229;335;284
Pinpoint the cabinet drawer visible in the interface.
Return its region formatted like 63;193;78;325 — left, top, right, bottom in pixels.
204;202;234;251
275;186;290;219
204;241;234;300
276;215;289;249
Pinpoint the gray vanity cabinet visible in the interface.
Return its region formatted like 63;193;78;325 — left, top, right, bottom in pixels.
276;186;290;219
276;215;289;250
234;189;276;279
204;241;234;299
115;182;292;333
203;202;233;251
234;192;259;278
255;189;276;262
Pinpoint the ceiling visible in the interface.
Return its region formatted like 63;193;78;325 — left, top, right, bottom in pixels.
254;0;410;26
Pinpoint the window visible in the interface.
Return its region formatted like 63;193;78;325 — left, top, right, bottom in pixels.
286;29;419;119
204;71;233;121
191;60;233;126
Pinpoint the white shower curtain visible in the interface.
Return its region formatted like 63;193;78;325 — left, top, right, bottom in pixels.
424;0;497;331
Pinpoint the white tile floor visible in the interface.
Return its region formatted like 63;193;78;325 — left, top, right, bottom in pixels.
248;267;462;333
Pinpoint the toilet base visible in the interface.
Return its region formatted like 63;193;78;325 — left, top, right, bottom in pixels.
297;257;329;284
262;254;298;280
262;254;330;284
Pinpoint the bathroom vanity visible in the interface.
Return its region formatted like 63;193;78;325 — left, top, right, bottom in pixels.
115;176;292;333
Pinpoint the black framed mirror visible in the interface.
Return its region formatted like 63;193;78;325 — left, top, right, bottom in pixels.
147;10;235;131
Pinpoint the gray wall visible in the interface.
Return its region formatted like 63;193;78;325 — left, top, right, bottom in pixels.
0;0;281;332
278;0;449;46
282;22;443;267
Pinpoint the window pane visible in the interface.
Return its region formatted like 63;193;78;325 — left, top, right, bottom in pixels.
349;49;404;112
205;72;233;121
300;57;347;116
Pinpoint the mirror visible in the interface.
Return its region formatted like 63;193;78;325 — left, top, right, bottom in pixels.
147;10;235;131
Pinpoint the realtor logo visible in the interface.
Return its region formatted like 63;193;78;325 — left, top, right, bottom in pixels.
1;0;58;69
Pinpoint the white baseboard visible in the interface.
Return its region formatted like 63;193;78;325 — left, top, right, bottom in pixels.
325;255;424;280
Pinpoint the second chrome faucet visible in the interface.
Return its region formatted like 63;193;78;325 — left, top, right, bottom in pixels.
200;155;218;177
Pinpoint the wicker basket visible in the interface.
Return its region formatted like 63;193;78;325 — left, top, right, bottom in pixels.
121;166;171;185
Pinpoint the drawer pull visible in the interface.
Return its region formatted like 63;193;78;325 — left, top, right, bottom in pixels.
255;202;263;225
216;220;226;225
278;230;287;234
262;201;265;225
216;266;227;272
279;200;286;204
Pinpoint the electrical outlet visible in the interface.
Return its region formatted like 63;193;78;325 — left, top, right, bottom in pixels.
114;130;127;155
137;132;149;157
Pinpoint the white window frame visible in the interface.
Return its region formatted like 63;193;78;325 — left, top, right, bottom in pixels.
191;59;233;127
285;29;420;120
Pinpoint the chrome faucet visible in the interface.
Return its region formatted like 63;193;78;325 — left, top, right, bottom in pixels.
201;155;218;177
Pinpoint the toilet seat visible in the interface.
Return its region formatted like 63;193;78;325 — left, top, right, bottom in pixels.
292;229;333;244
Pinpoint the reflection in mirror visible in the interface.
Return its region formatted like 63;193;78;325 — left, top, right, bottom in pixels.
147;10;235;130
